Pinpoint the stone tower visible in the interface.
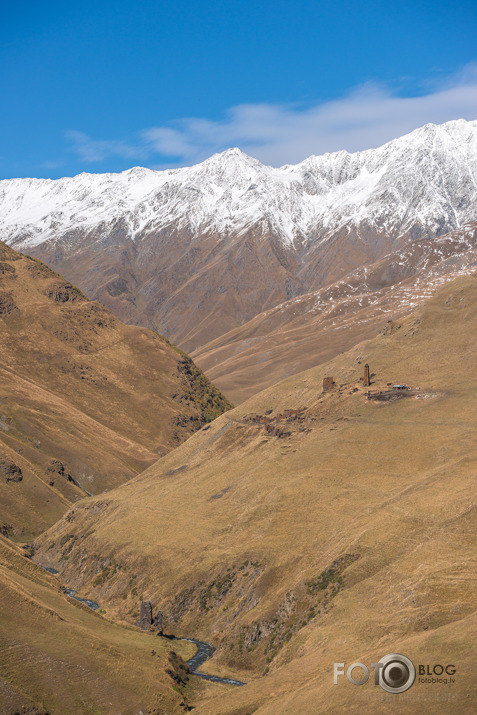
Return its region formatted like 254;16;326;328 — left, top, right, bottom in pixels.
323;376;335;392
363;363;370;387
154;610;164;636
135;600;153;630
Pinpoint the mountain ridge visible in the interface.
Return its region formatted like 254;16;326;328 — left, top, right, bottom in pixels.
3;119;477;249
3;118;477;392
192;220;477;402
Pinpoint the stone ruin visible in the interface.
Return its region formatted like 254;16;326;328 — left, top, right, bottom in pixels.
246;414;273;425
264;424;291;438
283;409;301;418
135;601;164;635
323;376;335;392
153;610;164;635
244;407;306;426
135;600;153;630
363;363;370;387
243;407;305;438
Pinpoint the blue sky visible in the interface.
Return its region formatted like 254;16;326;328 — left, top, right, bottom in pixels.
2;0;477;178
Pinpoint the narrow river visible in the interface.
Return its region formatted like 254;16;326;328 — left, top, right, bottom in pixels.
39;565;245;686
179;638;245;686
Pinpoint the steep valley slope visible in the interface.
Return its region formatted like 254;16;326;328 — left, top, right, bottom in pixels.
33;274;477;713
192;221;477;402
0;534;197;714
0;241;231;541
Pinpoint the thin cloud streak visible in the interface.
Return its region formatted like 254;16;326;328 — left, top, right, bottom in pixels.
65;130;148;163
66;65;477;169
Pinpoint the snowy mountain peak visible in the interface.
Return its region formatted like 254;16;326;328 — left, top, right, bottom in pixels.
1;119;477;249
215;147;254;160
198;147;266;180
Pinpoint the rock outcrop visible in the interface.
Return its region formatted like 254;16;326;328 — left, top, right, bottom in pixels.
0;292;19;315
0;457;23;483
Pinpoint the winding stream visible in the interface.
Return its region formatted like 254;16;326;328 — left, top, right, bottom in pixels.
179;638;245;686
39;566;102;611
64;587;101;611
38;565;245;686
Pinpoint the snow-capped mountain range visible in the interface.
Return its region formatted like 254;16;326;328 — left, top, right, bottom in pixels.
2;118;477;250
1;119;477;384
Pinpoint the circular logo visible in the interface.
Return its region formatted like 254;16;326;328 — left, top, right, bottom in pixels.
377;653;416;694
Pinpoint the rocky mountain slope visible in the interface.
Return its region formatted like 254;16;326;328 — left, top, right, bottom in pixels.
193;220;477;402
33;273;477;713
0;241;231;540
2;119;477;358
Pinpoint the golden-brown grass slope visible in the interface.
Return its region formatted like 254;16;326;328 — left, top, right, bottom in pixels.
0;241;231;539
0;534;196;714
34;274;477;713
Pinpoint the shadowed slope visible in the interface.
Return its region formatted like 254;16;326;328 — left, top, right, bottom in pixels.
0;241;231;538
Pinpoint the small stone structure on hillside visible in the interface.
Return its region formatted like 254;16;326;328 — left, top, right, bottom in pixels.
135;600;153;630
243;408;305;439
363;363;370;387
153;610;164;635
323;376;335;392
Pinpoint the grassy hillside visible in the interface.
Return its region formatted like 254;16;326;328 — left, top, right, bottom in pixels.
33;274;477;713
0;534;199;714
0;241;231;539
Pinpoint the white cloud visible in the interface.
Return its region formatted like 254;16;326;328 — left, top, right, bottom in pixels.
66;64;477;168
65;130;147;163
